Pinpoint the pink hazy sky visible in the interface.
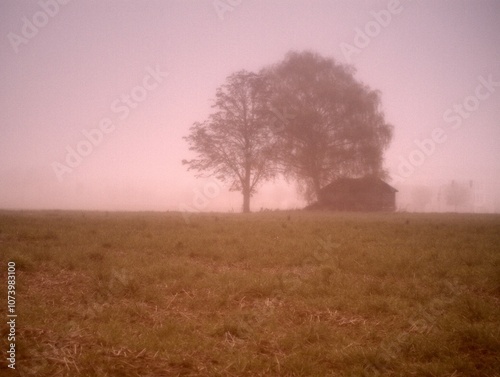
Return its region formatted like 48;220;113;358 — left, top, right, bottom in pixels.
1;0;499;211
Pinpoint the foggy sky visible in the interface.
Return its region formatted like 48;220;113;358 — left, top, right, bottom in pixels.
1;0;499;212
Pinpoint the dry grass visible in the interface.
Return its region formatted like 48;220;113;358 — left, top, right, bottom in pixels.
0;210;499;376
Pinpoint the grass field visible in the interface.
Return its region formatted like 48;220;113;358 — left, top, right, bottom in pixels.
0;210;499;376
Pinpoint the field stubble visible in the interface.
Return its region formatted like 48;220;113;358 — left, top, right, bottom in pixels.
0;210;499;376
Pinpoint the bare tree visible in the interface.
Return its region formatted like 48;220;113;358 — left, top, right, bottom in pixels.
182;71;277;213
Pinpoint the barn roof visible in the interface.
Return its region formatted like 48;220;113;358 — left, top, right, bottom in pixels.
320;177;398;194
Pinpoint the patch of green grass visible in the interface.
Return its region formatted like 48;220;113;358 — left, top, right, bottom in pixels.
0;210;499;376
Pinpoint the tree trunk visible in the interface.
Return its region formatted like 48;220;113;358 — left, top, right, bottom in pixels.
242;190;251;213
242;155;252;213
312;175;322;202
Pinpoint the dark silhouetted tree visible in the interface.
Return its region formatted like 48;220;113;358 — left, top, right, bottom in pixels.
263;51;393;202
182;71;277;213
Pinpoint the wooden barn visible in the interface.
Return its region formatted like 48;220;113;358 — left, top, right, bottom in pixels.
306;177;398;211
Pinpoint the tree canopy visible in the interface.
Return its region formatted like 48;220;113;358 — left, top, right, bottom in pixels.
183;51;394;211
264;51;393;202
182;71;277;213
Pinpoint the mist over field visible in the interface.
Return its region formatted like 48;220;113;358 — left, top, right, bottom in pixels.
1;0;499;211
1;2;500;375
